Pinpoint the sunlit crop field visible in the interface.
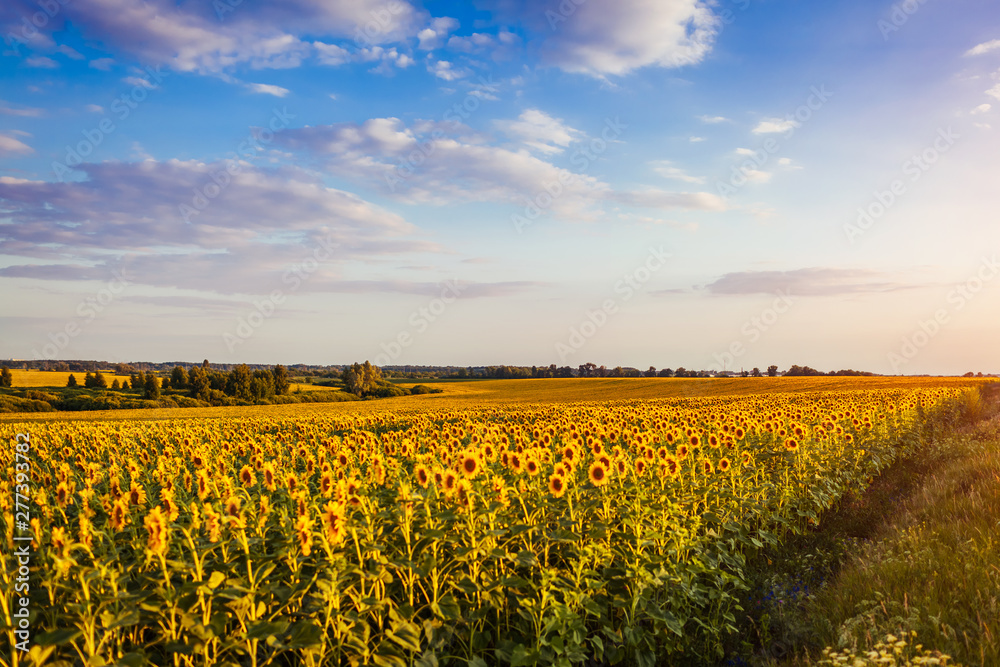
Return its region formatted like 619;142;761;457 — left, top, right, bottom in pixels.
4;370;133;388
1;378;987;666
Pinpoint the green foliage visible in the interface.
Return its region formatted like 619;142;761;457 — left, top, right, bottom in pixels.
0;366;12;387
66;373;78;388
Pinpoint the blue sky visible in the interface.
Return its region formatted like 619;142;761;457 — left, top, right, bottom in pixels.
1;0;999;373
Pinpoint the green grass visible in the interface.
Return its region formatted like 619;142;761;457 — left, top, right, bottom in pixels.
733;385;1000;666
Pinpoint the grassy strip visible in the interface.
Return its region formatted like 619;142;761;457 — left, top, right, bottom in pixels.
726;385;1000;666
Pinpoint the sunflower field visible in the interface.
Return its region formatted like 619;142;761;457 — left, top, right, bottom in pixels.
0;385;974;666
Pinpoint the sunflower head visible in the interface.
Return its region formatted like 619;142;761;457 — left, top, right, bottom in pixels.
588;461;608;487
548;473;566;498
144;506;170;557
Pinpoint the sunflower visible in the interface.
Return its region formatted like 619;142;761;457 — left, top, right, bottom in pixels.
664;456;680;477
55;481;72;509
320;470;334;497
78;515;94;550
196;469;211;500
525;456;540;476
224;495;242;517
509;453;523;474
615;459;628;476
239;465;256;487
263;462;276;491
295;514;315;556
415;464;431;488
676;444;689;460
718;457;731;473
548;473;566;498
635;458;647;477
784;438;799;452
702;459;714;475
459;451;480;478
144;506;170;557
110;498;129;531
204;504;222;543
588;461;609;487
285;472;298;492
742;451;752;465
443;470;458;495
50;526;69;558
321;501;347;547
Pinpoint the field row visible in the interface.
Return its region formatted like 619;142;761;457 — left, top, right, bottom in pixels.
0;386;973;665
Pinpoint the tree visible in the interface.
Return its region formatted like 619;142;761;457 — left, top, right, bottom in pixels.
203;359;210;369
272;365;290;395
645;366;657;377
93;370;108;389
161;377;171;390
658;368;674;377
188;366;210;400
0;366;12;388
67;374;78;388
171;366;188;389
121;380;129;390
767;365;779;377
84;372;96;388
342;361;389;397
111;378;121;390
144;374;160;399
751;367;762;377
226;364;253;401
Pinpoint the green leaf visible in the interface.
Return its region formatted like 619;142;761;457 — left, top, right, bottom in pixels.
35;628;82;646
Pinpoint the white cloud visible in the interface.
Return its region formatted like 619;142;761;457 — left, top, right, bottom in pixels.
246;82;291;97
85;104;104;113
3;0;424;74
273;118;725;218
527;0;718;76
689;136;705;142
698;114;729;124
971;103;992;115
0;101;44;117
417;17;459;50
0;134;34;156
26;56;58;68
965;39;1000;57
0;159;429;294
58;45;85;59
651;160;705;184
314;42;351;66
89;58;115;71
495;109;583;154
427;59;468;80
752;117;799;134
122;76;157;88
986;84;1000;101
